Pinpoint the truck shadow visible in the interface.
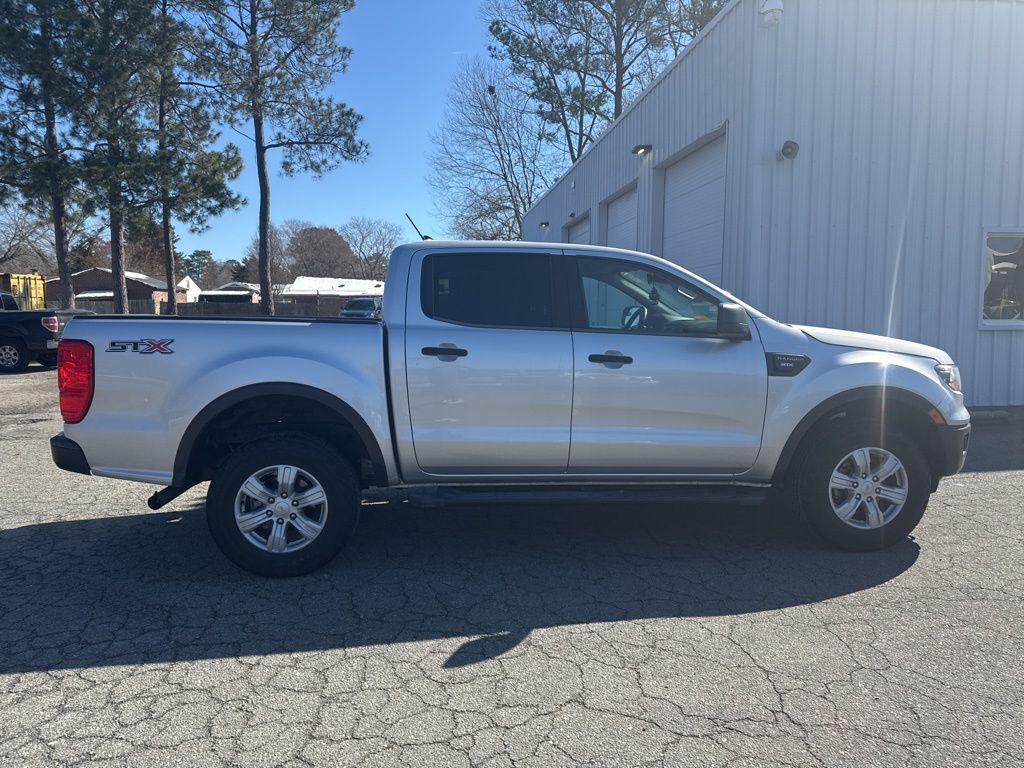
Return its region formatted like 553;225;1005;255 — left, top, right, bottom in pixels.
0;500;918;674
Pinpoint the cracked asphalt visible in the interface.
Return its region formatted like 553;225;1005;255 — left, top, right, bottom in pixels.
1;369;1022;767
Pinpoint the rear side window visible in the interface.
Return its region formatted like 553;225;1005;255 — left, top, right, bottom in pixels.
1;293;17;310
421;252;553;328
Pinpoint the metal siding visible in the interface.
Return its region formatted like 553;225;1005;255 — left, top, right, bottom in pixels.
523;0;1024;405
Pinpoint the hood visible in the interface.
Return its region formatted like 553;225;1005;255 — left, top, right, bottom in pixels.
796;325;954;364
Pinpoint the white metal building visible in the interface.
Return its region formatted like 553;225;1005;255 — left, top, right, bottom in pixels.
523;0;1024;406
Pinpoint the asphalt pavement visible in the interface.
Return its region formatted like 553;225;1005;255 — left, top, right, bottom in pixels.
1;369;1021;767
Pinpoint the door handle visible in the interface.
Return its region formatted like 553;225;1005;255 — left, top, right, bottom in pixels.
589;352;633;365
422;345;468;358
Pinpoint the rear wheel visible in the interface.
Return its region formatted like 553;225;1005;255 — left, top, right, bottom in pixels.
794;422;932;550
206;434;360;576
0;340;28;373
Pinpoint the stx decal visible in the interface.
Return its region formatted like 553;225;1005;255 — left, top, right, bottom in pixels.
107;339;175;354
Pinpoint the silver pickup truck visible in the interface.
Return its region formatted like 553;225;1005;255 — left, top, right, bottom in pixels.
51;242;971;576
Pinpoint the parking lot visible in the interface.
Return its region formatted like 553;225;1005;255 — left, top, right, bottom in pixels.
0;369;1021;767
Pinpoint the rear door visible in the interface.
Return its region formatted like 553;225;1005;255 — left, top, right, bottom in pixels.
404;249;574;475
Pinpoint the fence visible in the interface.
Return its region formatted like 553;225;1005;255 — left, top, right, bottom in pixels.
73;299;158;314
63;298;342;317
165;300;323;317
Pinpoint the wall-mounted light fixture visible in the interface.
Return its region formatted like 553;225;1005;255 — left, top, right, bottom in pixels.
760;0;783;26
632;144;653;156
776;140;800;161
539;221;550;229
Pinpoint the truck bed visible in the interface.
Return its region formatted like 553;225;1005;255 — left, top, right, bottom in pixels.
60;314;391;486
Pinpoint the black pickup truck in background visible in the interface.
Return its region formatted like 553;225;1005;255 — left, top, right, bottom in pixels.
0;291;60;372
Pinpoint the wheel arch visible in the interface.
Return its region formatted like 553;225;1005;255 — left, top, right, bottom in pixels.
173;382;389;489
772;386;947;488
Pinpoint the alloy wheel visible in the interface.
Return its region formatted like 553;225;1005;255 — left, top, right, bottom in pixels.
234;464;329;553
828;447;909;529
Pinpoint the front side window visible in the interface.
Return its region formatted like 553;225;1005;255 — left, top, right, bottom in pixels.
984;233;1024;321
576;257;719;336
422;252;553;328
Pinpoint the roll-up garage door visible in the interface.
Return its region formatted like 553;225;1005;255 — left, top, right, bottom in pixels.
661;135;726;284
606;187;638;250
567;216;590;244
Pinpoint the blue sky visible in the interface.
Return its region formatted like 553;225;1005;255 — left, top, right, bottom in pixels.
175;1;492;262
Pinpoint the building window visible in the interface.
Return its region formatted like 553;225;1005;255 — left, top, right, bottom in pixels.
984;233;1024;321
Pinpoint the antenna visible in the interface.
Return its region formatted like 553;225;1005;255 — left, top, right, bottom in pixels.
405;213;432;241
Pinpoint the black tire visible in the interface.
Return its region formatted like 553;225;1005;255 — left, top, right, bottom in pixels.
0;339;29;373
793;421;932;550
206;434;360;577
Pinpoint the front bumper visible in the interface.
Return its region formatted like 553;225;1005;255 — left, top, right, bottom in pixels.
50;433;91;475
936;422;971;478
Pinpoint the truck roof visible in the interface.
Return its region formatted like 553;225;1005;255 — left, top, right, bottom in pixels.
393;239;655;259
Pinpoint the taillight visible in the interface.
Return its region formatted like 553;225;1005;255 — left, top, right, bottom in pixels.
41;315;58;334
58;340;94;423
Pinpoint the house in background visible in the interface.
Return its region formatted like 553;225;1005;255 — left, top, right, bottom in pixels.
523;0;1024;405
280;276;384;300
177;275;201;303
44;268;186;313
199;282;260;303
278;276;385;315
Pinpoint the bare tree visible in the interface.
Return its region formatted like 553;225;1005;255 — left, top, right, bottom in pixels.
240;223;290;284
0;199;52;271
286;223;357;277
337;216;401;281
429;59;556;241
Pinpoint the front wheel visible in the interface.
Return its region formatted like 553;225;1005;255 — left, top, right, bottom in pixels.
794;423;932;550
206;435;360;576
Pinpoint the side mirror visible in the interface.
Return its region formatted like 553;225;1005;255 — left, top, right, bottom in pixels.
717;302;751;340
621;305;647;329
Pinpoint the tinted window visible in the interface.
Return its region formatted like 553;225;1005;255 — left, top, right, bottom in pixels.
575;257;719;336
1;293;18;310
422;252;553;328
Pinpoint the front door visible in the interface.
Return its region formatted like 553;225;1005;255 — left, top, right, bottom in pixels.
405;249;573;475
567;255;767;475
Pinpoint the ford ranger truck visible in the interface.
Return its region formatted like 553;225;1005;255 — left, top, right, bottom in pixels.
50;242;971;576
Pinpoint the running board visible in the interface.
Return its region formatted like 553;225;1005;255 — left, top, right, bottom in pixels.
366;484;772;508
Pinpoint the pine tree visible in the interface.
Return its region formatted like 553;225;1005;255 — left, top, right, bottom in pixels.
192;0;367;315
150;0;242;314
0;0;81;307
64;0;160;314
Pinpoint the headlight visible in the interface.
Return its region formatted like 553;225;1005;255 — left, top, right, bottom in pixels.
935;364;962;393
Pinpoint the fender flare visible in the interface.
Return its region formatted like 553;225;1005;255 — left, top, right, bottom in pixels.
172;382;389;487
771;385;940;485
